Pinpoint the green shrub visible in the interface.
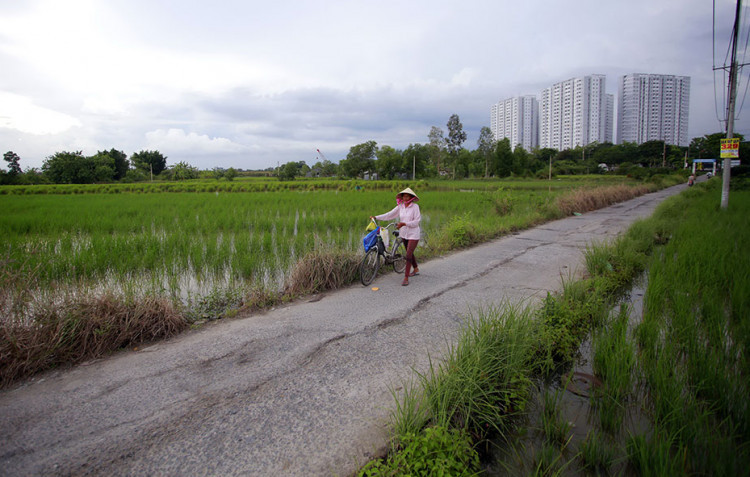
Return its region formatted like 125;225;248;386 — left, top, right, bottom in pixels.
358;426;480;476
438;214;477;249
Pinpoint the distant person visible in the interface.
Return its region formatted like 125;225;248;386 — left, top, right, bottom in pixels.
688;173;696;186
371;188;421;286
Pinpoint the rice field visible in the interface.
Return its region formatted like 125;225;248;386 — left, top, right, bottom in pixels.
0;175;677;385
0;185;564;300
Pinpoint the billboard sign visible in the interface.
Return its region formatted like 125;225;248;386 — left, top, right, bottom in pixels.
721;138;740;158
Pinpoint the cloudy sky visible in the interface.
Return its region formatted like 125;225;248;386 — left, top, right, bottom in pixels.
1;0;748;171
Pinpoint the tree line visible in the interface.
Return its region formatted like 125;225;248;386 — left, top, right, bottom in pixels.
2;116;745;185
291;117;746;181
0;149;238;185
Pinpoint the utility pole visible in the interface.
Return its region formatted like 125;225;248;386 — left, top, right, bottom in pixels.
722;0;742;209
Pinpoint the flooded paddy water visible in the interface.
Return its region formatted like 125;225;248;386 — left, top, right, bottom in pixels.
485;280;650;476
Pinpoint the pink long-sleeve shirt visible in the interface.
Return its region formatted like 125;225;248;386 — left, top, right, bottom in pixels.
375;202;421;240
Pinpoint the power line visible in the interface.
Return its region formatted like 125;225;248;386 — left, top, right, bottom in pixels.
714;0;750;128
736;5;750;117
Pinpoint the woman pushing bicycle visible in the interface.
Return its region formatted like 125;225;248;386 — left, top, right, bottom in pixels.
370;187;421;286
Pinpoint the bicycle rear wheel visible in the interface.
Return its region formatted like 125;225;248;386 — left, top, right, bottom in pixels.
391;239;406;274
359;248;381;286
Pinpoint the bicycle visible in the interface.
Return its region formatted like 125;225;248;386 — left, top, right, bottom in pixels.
359;221;407;286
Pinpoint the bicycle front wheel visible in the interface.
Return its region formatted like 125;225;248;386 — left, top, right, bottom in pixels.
360;248;382;286
391;239;407;274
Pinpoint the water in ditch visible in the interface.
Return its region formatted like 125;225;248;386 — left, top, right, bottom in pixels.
483;281;650;476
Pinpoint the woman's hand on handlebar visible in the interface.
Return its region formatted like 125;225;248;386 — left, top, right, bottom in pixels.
396;222;406;229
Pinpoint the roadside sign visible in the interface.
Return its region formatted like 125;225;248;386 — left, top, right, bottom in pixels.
721;138;740;158
732;160;741;167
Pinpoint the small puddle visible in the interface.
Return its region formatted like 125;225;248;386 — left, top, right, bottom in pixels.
484;279;650;475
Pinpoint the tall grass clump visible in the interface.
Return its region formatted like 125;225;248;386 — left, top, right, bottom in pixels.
554;184;654;217
360;304;538;476
285;245;359;295
417;304;537;440
0;291;186;386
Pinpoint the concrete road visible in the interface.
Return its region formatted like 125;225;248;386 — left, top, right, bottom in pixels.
0;183;688;476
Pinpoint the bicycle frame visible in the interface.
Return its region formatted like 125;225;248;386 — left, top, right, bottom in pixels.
359;221;407;285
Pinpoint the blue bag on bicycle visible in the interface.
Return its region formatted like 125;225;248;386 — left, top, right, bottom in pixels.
363;228;379;252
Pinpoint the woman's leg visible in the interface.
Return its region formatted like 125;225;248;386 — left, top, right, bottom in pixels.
404;239;419;277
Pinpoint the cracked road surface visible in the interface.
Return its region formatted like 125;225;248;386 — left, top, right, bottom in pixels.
0;184;687;476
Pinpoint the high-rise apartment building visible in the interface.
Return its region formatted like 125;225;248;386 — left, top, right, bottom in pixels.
539;75;613;150
617;73;690;146
490;95;539;151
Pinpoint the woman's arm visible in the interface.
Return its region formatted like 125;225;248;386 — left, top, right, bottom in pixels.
374;206;400;222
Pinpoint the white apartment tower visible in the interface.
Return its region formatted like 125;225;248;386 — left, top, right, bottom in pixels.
490;96;539;151
617;74;690;146
539;75;613;150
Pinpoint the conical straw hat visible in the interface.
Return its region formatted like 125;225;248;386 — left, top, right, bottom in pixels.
397;187;419;200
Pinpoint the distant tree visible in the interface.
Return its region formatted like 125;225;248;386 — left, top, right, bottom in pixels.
492;138;513;177
278;161;299;181
446;114;467;179
319;159;338;177
512;146;532;176
375;145;404;179
224;167;238;181
20;167;46;185
131;150;167;176
476;127;495;178
123;168;149;183
88;150;122;182
92;148;128;180
170;161;199;181
299;161;311;176
3;151;22;176
428;126;446;174
453;148;473;178
42;151;91;183
340;141;377;178
212;167;225;180
403;143;431;178
639;140;667;167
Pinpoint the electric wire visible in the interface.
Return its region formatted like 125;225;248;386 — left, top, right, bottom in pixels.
714;0;726;126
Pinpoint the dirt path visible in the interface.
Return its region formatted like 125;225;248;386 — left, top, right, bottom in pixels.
0;183;688;476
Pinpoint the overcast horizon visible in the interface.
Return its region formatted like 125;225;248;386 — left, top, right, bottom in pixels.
2;0;749;172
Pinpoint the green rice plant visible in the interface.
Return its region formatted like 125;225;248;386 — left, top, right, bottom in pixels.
578;430;616;473
592;305;635;408
626;427;686;476
596;393;627;436
540;387;572;447
531;441;569;477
